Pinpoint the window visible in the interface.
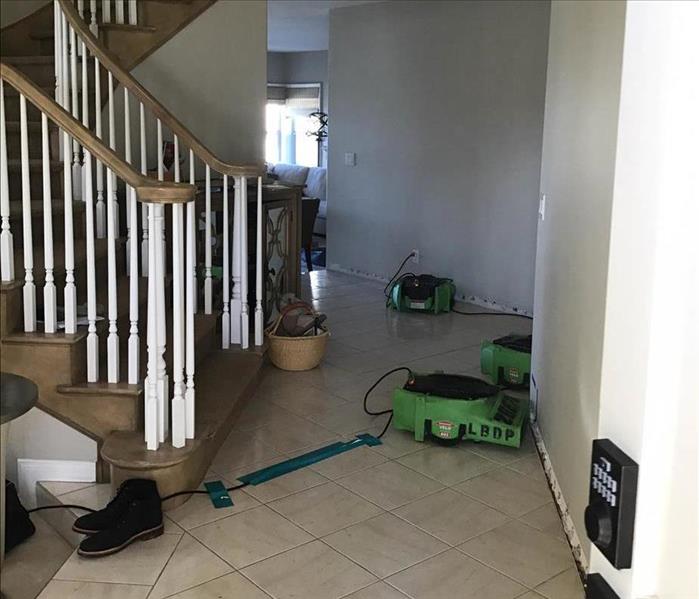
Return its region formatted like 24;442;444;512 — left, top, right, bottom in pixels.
265;84;322;167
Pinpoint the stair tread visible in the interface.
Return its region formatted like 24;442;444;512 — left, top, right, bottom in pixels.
3;85;55;97
2;330;87;345
7;158;63;171
5;120;58;131
2;55;54;65
99;23;156;33
13;237;114;273
57;381;142;396
101;349;263;468
9;199;86;217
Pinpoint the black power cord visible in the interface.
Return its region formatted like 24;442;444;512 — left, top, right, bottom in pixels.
27;482;250;515
363;366;413;439
451;308;533;320
30;368;418;515
383;252;416;298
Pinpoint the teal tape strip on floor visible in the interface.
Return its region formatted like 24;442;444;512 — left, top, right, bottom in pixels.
238;434;382;486
204;480;234;508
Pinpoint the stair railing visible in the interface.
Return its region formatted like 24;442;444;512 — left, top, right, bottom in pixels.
56;0;266;358
1;63;194;451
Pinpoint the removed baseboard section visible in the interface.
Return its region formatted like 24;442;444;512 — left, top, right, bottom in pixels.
530;422;589;577
326;263;532;317
17;459;95;508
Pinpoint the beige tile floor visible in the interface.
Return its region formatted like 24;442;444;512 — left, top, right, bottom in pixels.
19;270;585;598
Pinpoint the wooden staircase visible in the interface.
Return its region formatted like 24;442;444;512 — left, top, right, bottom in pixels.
0;0;264;504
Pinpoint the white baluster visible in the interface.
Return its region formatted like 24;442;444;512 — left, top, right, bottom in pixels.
106;167;119;382
102;0;111;23
173;136;184;357
157;119;163;180
84;149;98;382
94;57;105;238
115;0;124;24
172;200;185;448
76;1;84;57
185;152;196;439
153;125;168;438
155;202;168;443
204;165;212;314
0;80;15;282
61;53;77;335
41;114;56;334
125;91;140;384
240;177;249;349
107;72;118;235
189;150;197;314
123;87;131;270
89;0;98;36
221;174;229;348
255;176;264;346
54;1;61;104
19;95;36;332
145;202;158;450
230;176;241;343
81;39;88;202
128;0;137;25
61;13;69;111
69;25;81;202
139;102;148;276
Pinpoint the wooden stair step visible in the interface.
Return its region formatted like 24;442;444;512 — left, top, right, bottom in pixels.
100;349;263;503
99;23;156;33
2;55;55;86
9;199;85;219
2;329;87;346
56;381;142;396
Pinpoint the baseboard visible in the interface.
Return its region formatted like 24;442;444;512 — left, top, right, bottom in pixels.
326;263;533;317
17;459;95;508
530;422;589;577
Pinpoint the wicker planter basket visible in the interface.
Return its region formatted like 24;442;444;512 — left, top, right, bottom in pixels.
265;305;329;371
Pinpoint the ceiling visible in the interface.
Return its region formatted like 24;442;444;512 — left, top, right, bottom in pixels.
268;0;383;52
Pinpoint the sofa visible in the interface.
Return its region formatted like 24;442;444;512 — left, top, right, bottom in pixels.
268;163;327;236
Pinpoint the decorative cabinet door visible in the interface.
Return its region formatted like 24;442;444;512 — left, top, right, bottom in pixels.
260;194;299;324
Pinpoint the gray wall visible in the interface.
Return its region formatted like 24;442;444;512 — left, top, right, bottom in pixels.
267;51;329;114
129;0;267;165
0;0;48;27
532;0;626;559
327;0;550;312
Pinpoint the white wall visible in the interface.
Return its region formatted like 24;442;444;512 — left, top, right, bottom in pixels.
532;0;626;561
327;0;550;313
591;2;698;597
4;409;97;484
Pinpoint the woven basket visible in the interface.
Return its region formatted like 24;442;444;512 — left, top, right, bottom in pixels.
265;304;329;371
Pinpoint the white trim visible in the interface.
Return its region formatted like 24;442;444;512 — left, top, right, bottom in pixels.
326;263;533;317
17;459;95;508
530;422;588;575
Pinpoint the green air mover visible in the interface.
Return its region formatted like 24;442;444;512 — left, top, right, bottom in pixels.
392;373;529;448
480;334;532;386
387;274;455;314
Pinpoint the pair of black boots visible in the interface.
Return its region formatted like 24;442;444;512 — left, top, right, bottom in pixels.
73;479;164;557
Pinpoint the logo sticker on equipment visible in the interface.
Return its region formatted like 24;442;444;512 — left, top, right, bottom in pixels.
437;421;454;438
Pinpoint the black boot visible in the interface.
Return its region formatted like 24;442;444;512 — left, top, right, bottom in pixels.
73;479;159;534
77;479;163;557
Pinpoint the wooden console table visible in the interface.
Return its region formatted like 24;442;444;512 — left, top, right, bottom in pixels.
195;181;302;321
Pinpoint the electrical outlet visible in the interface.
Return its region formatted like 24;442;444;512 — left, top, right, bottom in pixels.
411;249;420;264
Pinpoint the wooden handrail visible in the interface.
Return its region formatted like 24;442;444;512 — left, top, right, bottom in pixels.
58;0;264;178
1;62;195;204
